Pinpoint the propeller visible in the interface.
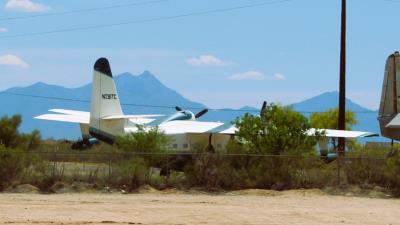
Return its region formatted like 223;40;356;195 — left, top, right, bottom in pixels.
260;101;267;116
195;109;208;119
175;106;209;119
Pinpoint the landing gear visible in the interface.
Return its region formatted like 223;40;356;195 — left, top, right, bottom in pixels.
71;138;93;150
388;139;398;157
207;134;215;153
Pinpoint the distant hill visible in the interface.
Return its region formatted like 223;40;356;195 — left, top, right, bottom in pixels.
291;91;373;112
290;91;381;142
0;72;384;142
0;71;204;139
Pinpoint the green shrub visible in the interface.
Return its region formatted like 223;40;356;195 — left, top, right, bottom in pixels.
0;115;41;150
0;148;49;191
0;150;26;190
385;154;400;196
111;157;149;190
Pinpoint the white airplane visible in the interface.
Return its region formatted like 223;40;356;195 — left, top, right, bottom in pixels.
378;51;400;142
35;58;377;152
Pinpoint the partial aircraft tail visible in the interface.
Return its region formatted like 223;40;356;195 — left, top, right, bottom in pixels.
378;51;400;140
89;58;125;143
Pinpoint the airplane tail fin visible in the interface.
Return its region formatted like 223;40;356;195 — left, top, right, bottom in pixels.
89;58;124;143
378;51;400;140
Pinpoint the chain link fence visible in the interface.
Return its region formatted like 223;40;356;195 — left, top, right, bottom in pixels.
0;150;397;193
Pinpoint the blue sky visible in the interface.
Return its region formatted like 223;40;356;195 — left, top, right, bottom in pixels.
0;0;399;109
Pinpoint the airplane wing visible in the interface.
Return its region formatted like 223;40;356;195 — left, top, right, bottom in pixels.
154;121;376;138
306;128;378;138
34;113;89;124
152;120;235;135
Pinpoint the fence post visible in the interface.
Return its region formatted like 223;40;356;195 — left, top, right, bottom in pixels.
108;156;111;186
166;154;170;179
52;150;57;178
337;156;342;185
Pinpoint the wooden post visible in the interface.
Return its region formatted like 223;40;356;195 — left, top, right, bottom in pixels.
338;0;346;157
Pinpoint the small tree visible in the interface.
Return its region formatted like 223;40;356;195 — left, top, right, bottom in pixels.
115;125;170;154
116;125;170;165
310;108;357;150
223;104;324;189
114;126;171;189
0;115;22;148
234;104;322;155
0;115;41;150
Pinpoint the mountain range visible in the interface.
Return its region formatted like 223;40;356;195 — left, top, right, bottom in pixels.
0;71;383;142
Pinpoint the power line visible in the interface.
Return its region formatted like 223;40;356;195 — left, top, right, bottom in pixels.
0;91;378;114
0;0;294;39
0;0;168;22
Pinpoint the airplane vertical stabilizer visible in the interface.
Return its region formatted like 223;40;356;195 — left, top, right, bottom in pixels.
89;58;125;143
378;51;400;140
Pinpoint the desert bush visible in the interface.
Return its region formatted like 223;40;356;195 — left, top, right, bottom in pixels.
116;126;170;168
148;169;167;189
166;170;186;188
289;157;338;188
111;157;149;190
0;148;49;191
182;148;334;190
343;146;390;187
344;158;388;186
183;152;230;190
385;154;400;196
0;149;26;190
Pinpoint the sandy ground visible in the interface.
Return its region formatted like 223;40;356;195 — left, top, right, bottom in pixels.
0;189;399;225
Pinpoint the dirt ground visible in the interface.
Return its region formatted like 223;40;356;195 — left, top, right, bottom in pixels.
0;189;399;225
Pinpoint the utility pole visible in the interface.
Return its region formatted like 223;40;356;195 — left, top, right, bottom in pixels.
338;0;346;157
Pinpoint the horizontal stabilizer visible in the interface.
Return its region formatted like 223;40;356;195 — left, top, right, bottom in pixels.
307;128;378;138
385;113;400;128
35;114;89;124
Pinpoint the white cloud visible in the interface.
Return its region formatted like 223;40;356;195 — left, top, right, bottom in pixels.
229;71;266;80
228;71;286;81
5;0;49;12
272;73;285;80
186;54;230;66
0;54;29;68
0;27;7;33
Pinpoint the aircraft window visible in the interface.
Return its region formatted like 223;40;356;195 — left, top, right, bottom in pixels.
172;144;178;149
183;143;188;148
